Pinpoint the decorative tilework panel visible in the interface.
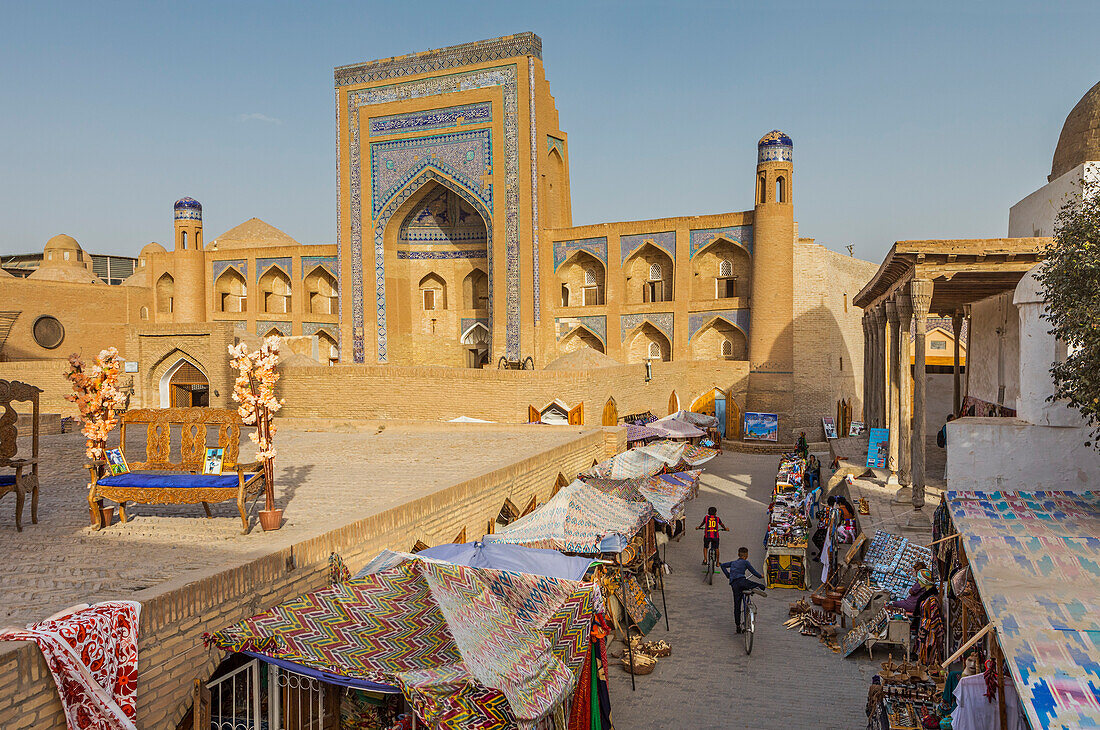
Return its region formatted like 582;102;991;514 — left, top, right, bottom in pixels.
619;231;676;263
301;256;338;280
257;320;292;337
370;129;492;217
256;257;292;281
555;316;607;345
334;33;541;86
368;102;492;136
758;145;792;164
688;309;750;340
553;237;608;270
461;317;489;332
547;135;565;157
529;58;541;324
620;313;674;342
211;260;246;284
346;65;520;363
397;250;488;259
302;322;340;343
688;226;754;259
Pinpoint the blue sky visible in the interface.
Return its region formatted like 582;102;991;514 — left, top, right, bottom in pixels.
2;1;1098;263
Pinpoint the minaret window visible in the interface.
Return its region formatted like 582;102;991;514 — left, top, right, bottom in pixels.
649;341;661;360
776;176;785;203
716;259;737;299
722;339;734;357
180;231;187;249
758;173;766;205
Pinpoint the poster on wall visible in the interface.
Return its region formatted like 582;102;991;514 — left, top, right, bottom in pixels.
822;416;839;440
743;412;779;442
866;428;890;469
849;421;865;436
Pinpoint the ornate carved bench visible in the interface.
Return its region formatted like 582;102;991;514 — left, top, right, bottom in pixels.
87;408;266;533
0;379;42;531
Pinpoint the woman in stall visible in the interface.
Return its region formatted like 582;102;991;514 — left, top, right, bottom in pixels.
910;568;945;665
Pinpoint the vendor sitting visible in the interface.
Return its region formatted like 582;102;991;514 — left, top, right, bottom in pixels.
887;561;928;614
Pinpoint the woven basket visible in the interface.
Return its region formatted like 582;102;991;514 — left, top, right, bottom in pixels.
621;653;657;675
640;641;671;658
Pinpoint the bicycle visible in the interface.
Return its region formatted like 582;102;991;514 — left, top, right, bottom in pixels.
703;543;717;585
740;590;757;655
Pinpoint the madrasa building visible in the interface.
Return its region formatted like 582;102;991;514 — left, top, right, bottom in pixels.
0;33;874;440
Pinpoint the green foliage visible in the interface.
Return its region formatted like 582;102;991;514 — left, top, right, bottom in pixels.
1037;184;1100;449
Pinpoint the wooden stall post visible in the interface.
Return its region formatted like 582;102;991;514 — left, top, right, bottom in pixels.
618;555;636;692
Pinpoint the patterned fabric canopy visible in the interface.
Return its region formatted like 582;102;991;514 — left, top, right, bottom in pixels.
647;417;706;439
946;490;1100;730
582;470;701;521
665;410;719;429
625;423;661;443
581;442;685;480
676;443;719;467
483;481;653;554
207;558;598;730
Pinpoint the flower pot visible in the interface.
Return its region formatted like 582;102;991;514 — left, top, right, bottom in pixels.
259;509;283;531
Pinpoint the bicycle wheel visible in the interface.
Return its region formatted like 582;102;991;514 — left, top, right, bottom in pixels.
744;599;755;655
706;551;715;585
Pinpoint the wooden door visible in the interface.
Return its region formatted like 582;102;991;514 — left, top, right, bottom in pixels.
528;405;540;423
568;402;584;425
726;390;742;440
668;390;679;415
602;397;618;426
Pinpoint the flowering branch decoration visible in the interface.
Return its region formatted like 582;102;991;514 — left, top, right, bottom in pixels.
65;347;127;462
228;337;283;513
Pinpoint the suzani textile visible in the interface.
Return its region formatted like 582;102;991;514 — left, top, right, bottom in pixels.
582;470;701;521
581;443;685;481
675;443;719;468
208;559;598;730
946;490;1100;730
484;482;652;554
0;601;140;730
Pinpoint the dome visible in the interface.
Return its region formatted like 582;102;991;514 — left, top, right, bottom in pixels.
1051;81;1100;181
174;196;202;221
140;241;167;256
44;234;81;252
758;130;792;163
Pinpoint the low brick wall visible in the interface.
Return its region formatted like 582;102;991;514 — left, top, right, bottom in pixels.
0;426;625;729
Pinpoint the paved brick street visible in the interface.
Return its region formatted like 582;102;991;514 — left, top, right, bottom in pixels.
607;451;879;729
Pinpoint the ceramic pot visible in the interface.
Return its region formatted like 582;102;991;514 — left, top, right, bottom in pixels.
259;508;283;531
102;507;114;527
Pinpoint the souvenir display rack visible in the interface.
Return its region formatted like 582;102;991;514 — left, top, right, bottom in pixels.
764;455;810;590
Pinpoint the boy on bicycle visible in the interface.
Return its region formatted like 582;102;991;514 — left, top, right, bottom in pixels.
721;547;767;633
696;506;728;564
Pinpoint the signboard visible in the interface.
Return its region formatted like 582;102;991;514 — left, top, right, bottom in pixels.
866;428;889;469
124;361;138;373
849;420;865;436
822;416;838;440
743;412;779;442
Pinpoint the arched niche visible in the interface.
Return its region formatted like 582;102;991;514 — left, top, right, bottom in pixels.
214;267;247;313
155;273;175;314
691;237;752;301
546;147;567;229
560;326;605;354
691;318;748;360
626;322;671;363
418;272;448;311
259;266;291;314
316;330;339;363
462;268;488;311
304;266;338;315
623;243;673;304
558;250;605;307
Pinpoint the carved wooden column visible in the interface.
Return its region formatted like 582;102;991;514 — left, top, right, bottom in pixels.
896;291;913;488
872;303;887;428
910;279;933;514
885;298;900;479
952;310;964;417
862;311;872;423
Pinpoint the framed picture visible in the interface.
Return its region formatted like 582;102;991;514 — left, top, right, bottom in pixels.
105;448;129;476
866;428;889;469
743;412;779;442
203;447;225;475
849;420;865;436
822;416;839;440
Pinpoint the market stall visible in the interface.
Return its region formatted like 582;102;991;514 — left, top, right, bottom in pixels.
764;455;811;590
581;442;686;480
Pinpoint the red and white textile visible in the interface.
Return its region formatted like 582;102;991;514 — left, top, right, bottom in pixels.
0;601;140;730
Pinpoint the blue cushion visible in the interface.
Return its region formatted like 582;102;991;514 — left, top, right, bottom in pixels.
96;471;239;489
0;474;15;487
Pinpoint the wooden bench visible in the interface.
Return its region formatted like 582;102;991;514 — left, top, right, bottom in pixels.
87;407;266;533
0;379;42;531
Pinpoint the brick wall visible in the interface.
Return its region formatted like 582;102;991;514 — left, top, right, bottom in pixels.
0;427;619;730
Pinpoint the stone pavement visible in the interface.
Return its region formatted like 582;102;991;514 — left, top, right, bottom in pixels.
0;424;586;626
607;451;882;730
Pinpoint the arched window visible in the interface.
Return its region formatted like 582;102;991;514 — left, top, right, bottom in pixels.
258;266;292;314
648;262;662;281
156;273;174;313
722;339;733;357
304;267;338;315
215;268;247;313
649;341;661;360
719;259;733;278
584;267;597;286
462;268;488;310
758;173;766;204
561;283;570;307
419;272;446;311
139;306;149;320
180;231;187;249
716;258;737;299
776;176;785;203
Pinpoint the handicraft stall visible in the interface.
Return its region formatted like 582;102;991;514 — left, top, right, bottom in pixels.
764;455;812;590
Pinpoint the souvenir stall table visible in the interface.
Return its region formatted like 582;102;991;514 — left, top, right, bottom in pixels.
764;456;810;590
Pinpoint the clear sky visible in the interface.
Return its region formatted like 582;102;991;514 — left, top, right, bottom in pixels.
2;1;1098;264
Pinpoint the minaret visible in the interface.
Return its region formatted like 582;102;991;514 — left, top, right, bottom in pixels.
172;197;206;322
747;131;795;439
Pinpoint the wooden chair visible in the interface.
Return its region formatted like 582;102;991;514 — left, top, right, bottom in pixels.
87;407;266;533
0;379;43;531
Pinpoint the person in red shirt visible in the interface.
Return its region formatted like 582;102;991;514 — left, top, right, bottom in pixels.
696;506;729;564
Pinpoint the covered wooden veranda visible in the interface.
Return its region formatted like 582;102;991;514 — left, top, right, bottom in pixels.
853;238;1047;520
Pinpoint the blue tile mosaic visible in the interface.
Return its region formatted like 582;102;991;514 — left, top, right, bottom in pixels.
334;33;541;86
255;257;292;281
529;58;541;324
688;226;754;259
553;237;607;270
555;315;606;345
368;102;492;136
547;135;565;157
174;196;202;221
301;256;338;280
620;231;676;263
757;130;793;164
620;312;674;342
302;322;340;343
211;259;246;284
688;309;750;340
396;250;488;259
257;320;292;336
370;129;492;218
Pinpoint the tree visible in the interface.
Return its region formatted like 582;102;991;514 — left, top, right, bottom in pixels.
1037;183;1100;450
